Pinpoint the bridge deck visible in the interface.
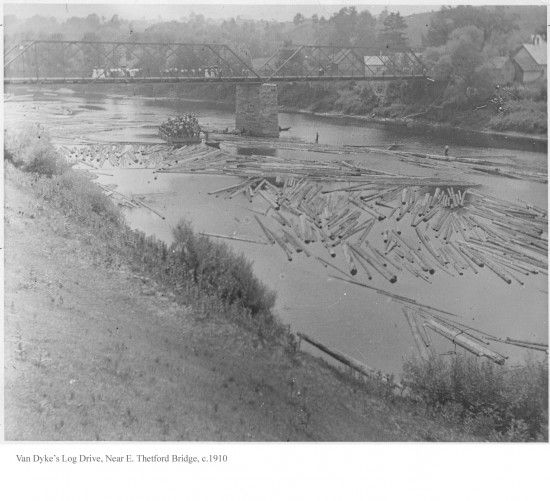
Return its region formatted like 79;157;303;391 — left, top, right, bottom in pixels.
4;75;427;85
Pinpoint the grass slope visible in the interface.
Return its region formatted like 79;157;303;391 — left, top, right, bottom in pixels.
4;177;475;441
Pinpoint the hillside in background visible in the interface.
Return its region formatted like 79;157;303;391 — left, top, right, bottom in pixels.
405;5;546;48
4;5;547;51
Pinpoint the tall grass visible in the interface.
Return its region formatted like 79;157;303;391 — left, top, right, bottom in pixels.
403;355;548;441
4;125;70;176
5;126;285;342
489;100;547;134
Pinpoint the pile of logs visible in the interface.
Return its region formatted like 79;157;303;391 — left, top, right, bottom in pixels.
61;143;227;171
402;305;548;362
207;174;547;287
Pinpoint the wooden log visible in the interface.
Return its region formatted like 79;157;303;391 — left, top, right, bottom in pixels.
391;231;435;274
267;229;293;261
475;253;513;284
282;228;312;257
505;337;548;348
384;251;404;272
342;243;358;275
316;256;348;276
199;232;267;245
208;178;254;196
451;243;479;274
329;275;457;316
415;227;445;267
133;199;166;220
349;244;397;283
423;317;506;364
373;247;401;272
297;332;398;386
270;209;291;227
349;246;373;280
338;219;370;241
254;215;276;245
357;219;375;246
402;308;430;360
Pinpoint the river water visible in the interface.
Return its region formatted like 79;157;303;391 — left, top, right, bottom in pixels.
4;86;548;374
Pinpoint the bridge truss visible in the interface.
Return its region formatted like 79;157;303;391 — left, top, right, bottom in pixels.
4;40;427;84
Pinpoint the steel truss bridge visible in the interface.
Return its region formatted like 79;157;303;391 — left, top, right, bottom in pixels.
4;40;427;85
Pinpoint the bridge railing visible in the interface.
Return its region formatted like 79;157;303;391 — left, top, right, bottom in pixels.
4;40;261;81
255;45;426;80
4;40;427;83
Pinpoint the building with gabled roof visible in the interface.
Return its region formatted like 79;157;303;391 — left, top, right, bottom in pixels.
512;37;547;83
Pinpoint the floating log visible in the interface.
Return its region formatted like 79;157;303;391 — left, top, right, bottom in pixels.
342;243;358;276
402;308;430;360
133;199;166;220
351;244;397;283
199;232;267;245
330;275;457;316
423;317;506;364
254;215;276;245
349;246;373;280
316;256;349;276
282;228;312;257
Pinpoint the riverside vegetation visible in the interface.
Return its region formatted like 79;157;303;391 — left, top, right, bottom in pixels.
4;126;548;441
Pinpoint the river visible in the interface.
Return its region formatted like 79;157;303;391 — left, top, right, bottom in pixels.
4;86;548;374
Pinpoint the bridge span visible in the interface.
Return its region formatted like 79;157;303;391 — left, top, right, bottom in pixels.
5;40;428;137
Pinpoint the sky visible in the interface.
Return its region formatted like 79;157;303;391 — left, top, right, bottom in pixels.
3;1;443;22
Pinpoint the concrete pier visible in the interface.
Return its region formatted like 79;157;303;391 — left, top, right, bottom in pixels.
235;83;279;137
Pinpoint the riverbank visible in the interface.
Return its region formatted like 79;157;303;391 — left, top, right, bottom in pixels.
5;169;480;441
4;125;547;441
8;83;547;150
278;106;548;147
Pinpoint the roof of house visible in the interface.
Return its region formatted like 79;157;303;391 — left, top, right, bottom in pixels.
524;42;547;65
516;42;547;67
363;55;385;66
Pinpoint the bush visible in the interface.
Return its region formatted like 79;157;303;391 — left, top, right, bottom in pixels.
4;125;70;177
6;127;280;329
403;355;548;441
489;99;547;134
169;221;276;315
278;83;338;112
35;170;123;228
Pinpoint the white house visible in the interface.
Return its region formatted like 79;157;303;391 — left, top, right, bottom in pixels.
512;35;547;83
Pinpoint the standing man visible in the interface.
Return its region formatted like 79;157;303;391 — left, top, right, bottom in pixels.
315;132;319;144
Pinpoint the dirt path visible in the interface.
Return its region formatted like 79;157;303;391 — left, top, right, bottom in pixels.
4;181;473;441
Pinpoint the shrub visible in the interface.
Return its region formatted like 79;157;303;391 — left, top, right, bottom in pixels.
169;221;276;315
36;170;123;228
403;355;548;441
4;125;70;177
489;99;547;134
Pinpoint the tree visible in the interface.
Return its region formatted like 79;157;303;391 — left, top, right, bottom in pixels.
426;5;518;47
378;12;408;50
354;10;377;46
329;7;358;45
293;13;305;26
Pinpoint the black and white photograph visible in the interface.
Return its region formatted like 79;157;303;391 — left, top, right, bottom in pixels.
1;0;549;497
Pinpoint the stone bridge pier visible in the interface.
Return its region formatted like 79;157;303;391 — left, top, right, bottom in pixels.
235;83;279;137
